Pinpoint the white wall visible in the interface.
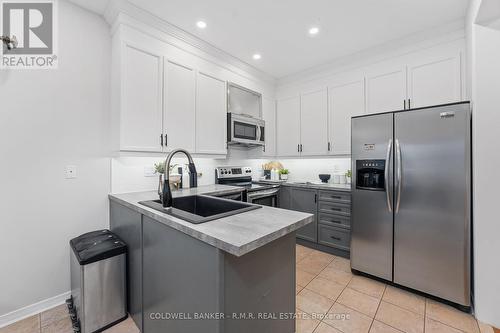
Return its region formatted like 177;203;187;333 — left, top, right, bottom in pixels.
467;0;500;326
0;1;111;323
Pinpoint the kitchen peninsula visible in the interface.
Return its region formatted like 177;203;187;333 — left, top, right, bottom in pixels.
109;185;313;333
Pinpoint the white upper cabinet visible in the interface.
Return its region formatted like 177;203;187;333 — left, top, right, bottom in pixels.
121;44;163;152
276;96;301;157
262;97;276;156
407;53;462;109
195;72;227;155
366;65;407;114
328;79;365;155
300;89;329;156
164;60;196;151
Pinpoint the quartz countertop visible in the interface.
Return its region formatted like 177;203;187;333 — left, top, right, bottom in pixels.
109;185;313;257
257;180;351;192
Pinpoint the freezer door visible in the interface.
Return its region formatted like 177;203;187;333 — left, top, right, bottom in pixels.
394;103;471;306
351;113;394;281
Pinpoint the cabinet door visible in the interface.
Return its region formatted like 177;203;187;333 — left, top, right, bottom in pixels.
279;186;291;209
328;80;365;155
366;65;406;114
407;54;462;109
262;97;276;156
164;60;196;151
290;188;318;242
276;96;301;157
195;72;227;154
300;89;329;156
121;44;163;152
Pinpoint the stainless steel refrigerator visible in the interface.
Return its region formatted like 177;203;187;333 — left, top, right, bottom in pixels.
350;102;471;307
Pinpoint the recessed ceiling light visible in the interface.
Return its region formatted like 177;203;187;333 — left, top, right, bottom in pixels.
309;26;320;36
196;21;207;29
252;53;261;60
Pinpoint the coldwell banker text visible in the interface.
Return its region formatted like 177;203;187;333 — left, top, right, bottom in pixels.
1;0;58;69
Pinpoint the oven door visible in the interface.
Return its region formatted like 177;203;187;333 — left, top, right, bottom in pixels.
228;113;265;146
247;189;279;207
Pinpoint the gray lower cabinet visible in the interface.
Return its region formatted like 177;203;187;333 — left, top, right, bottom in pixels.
289;187;318;242
280;185;352;254
110;201;143;331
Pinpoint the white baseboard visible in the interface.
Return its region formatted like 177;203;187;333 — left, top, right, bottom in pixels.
0;291;71;328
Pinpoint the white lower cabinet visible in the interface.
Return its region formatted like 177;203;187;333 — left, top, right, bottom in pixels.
164;60;196;151
300;89;329;156
407;53;462;109
328;79;365;155
120;44;164;152
195;72;227;155
276;96;301;157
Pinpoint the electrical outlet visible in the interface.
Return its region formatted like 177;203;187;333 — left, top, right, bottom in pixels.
144;166;156;177
65;165;77;179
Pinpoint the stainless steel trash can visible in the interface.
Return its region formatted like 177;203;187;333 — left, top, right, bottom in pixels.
68;230;127;333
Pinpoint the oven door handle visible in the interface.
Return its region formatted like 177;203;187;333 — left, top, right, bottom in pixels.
248;189;280;199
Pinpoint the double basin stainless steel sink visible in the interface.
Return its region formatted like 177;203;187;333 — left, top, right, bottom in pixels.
139;195;261;224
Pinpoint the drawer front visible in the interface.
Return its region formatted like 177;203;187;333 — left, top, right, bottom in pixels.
318;225;350;251
319;190;351;204
318;212;350;229
319;202;351;216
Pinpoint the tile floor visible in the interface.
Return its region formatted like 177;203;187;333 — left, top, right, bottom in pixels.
0;245;496;333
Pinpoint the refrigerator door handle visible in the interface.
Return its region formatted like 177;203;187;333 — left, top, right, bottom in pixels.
385;139;393;212
395;139;402;213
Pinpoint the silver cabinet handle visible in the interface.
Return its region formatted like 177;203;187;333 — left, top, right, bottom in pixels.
395;139;402;213
385;139;393;212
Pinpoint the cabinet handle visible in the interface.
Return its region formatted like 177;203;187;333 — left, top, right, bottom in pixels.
164;134;168;147
408;99;411;109
404;99;406;110
331;196;342;199
328;142;331;151
160;134;163;146
297;144;300;153
330;236;341;241
330;207;341;211
314;194;317;203
300;144;303;152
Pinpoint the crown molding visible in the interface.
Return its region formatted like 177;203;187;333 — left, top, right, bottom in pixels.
103;0;276;87
277;18;466;89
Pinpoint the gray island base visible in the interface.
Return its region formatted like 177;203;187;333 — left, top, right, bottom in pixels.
109;187;313;333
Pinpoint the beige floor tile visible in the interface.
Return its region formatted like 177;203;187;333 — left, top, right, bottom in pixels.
297;268;317;287
477;321;495;333
426;299;479;333
348;275;386;299
328;257;352;273
40;304;69;327
375;301;424;333
296;289;335;316
425;317;463;333
305;277;345;301
296;315;321;333
41;317;72;333
337;287;381;318
318;267;353;286
370;320;404;333
297;244;314;258
297;254;333;275
297;284;304;294
308;250;336;263
383;286;425;316
314;322;344;333
0;315;40;333
103;317;140;333
324;302;373;333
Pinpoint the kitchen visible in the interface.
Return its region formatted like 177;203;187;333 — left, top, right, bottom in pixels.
1;0;499;333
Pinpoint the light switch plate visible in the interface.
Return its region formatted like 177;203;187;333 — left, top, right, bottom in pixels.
144;166;156;177
65;165;77;179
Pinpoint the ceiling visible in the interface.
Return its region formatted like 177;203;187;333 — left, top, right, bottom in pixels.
69;0;470;79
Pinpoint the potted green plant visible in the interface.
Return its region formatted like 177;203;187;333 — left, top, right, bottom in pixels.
279;169;289;181
345;169;352;184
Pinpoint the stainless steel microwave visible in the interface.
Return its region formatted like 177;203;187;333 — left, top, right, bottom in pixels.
227;113;265;146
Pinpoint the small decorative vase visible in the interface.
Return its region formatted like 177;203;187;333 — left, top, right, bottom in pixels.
346;176;351;184
280;174;288;181
158;174;164;199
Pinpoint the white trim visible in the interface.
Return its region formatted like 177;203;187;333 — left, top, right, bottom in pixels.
0;291;70;328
